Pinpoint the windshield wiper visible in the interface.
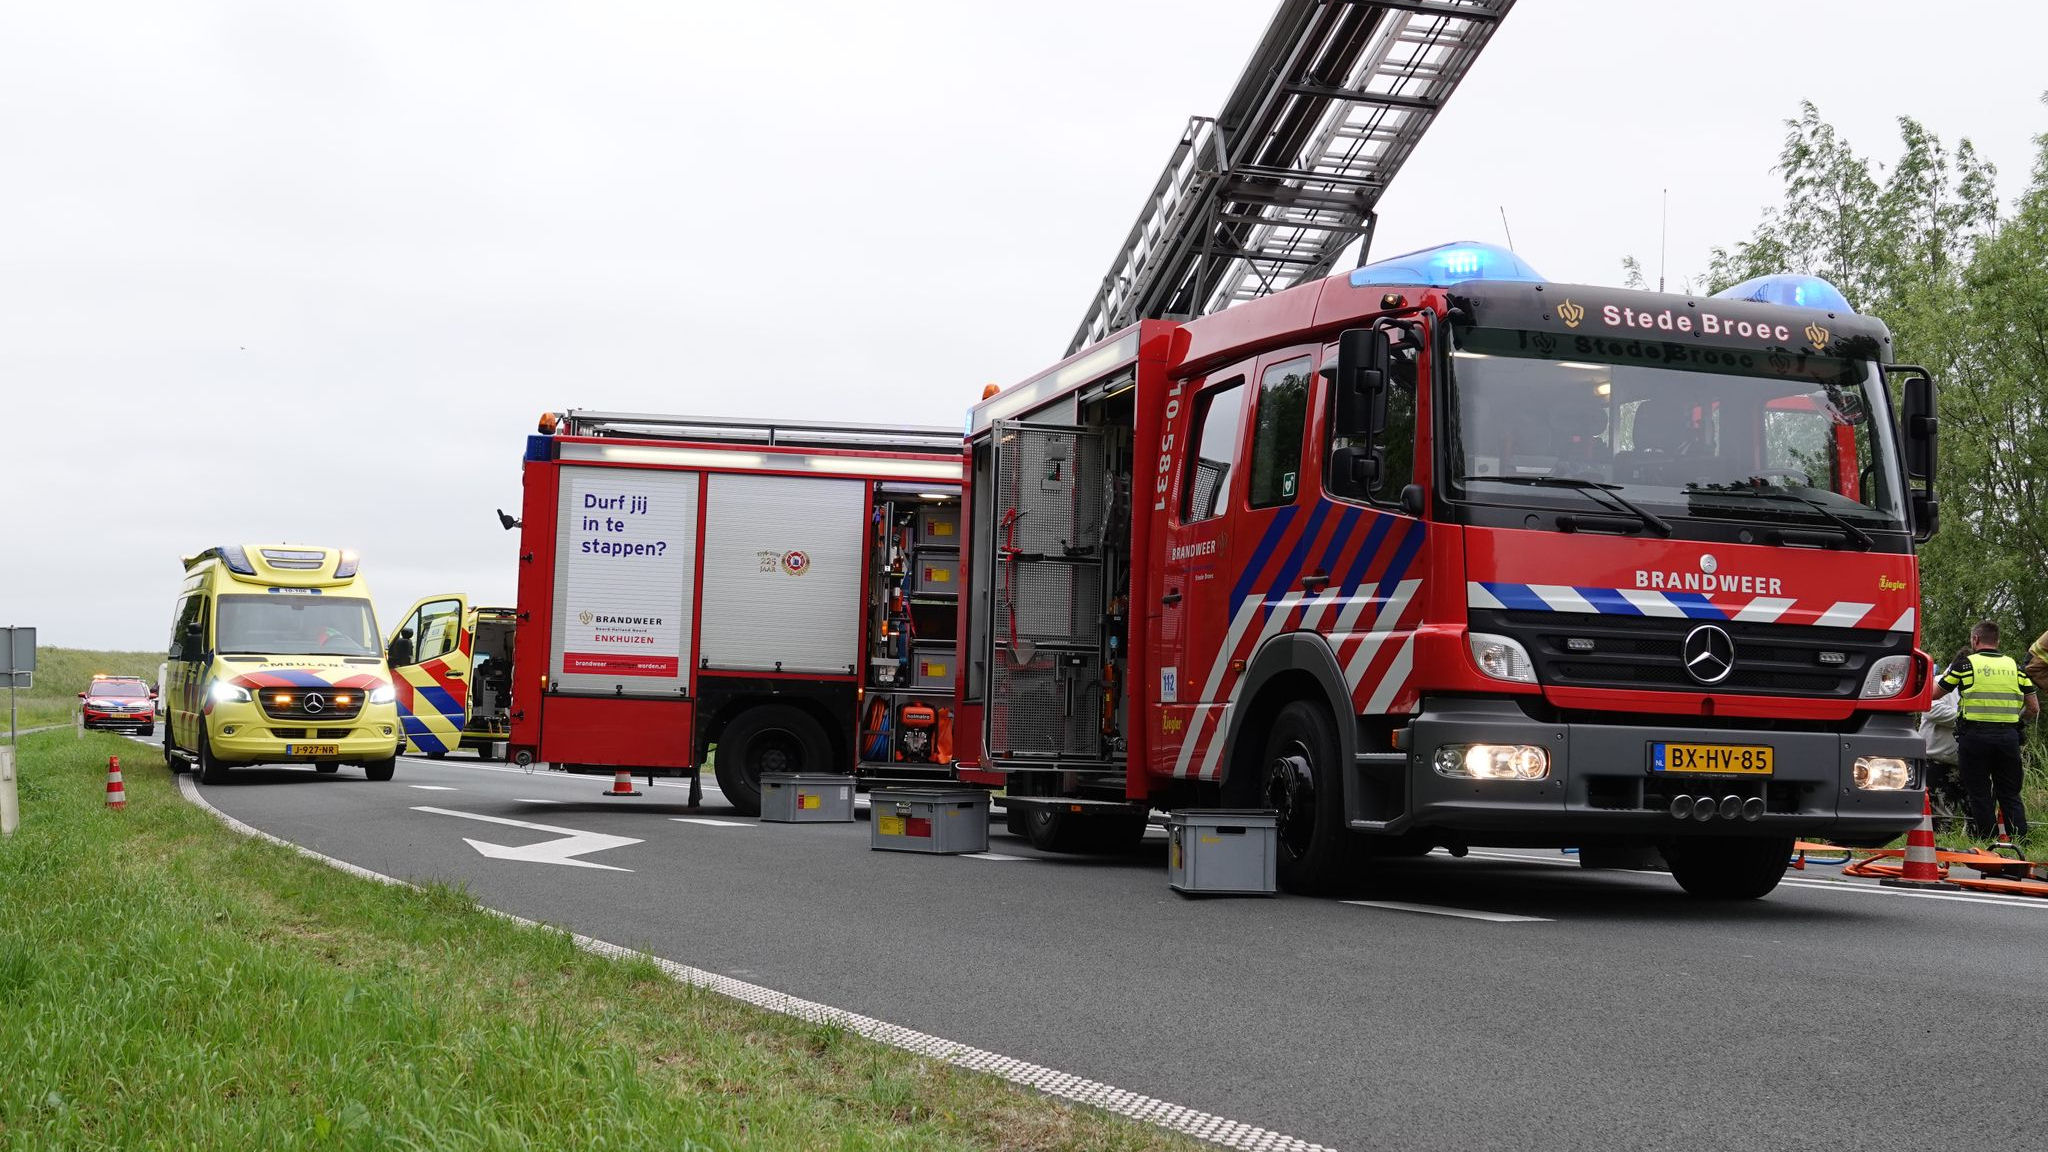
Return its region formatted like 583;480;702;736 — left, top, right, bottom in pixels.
1686;486;1874;550
1458;475;1673;537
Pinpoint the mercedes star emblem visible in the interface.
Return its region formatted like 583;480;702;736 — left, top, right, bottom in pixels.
302;692;327;714
1682;624;1735;685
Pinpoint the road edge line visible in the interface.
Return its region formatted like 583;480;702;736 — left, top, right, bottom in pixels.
176;776;1336;1152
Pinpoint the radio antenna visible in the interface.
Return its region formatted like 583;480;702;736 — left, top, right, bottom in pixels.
1498;205;1515;250
1658;188;1668;293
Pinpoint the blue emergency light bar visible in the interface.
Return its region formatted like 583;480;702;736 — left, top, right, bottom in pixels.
1350;240;1547;288
1710;273;1854;314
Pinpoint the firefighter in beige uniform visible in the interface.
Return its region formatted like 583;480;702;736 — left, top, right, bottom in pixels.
1936;620;2037;841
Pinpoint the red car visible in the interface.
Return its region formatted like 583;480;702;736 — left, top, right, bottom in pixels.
79;676;156;734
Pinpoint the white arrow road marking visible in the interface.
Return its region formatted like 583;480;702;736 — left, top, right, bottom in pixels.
1343;899;1552;923
412;806;643;871
671;817;751;828
409;785;457;791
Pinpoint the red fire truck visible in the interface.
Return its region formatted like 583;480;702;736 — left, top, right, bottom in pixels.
957;240;1939;898
506;412;966;814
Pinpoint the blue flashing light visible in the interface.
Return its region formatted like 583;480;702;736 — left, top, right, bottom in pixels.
1349;240;1547;289
218;544;255;575
1710;273;1854;314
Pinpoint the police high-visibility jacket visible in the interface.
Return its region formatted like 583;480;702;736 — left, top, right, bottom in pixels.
1941;649;2036;726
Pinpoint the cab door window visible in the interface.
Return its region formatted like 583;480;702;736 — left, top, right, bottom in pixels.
413;599;464;664
1182;379;1247;523
1249;357;1312;507
168;595;202;659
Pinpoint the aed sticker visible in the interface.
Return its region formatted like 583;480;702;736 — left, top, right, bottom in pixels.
798;793;821;810
1161;666;1178;703
877;815;905;836
1281;472;1296;497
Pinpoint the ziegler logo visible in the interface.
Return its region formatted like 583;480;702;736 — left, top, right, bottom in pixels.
1879;575;1907;592
1557;299;1586;328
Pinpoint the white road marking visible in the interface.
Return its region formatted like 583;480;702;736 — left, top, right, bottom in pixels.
1344;899;1552;923
965;852;1029;861
672;817;751;828
1465;848;2048;910
408;784;457;791
513;798;559;805
412;806;642;871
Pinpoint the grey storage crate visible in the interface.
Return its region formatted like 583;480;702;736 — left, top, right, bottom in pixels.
870;788;989;854
910;642;954;690
1167;809;1278;896
759;773;856;823
916;504;960;547
912;554;959;597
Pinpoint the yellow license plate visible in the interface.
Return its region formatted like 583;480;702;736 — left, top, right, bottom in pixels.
1651;743;1773;775
286;743;340;756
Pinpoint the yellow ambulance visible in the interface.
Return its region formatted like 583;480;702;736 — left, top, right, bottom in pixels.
384;596;516;758
163;544;402;783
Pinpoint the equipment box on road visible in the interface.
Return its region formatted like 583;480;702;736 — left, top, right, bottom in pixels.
759;773;856;823
870;788;989;854
1167;809;1278;896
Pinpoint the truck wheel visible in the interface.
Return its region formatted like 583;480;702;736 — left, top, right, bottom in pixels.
1262;699;1364;895
1661;836;1794;899
715;704;829;817
197;733;232;785
363;758;397;782
1020;808;1148;854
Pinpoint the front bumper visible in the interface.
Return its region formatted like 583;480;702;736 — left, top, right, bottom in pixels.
84;710;154;728
1370;696;1925;847
206;702;401;765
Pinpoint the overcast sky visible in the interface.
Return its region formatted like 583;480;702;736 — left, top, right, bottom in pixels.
6;1;2046;653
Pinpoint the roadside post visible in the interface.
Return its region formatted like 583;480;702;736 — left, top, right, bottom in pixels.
2;625;34;747
1;746;17;837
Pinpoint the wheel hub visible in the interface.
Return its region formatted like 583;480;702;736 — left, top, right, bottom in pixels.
1264;748;1317;858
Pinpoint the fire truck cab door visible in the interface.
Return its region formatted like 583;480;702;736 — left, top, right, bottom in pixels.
388;593;472;756
1154;364;1255;781
983;420;1106;763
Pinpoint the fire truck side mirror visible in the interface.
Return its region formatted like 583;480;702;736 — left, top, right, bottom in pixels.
1330;326;1391;439
1893;365;1938;542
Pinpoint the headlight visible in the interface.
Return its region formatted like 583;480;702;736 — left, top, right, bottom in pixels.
1852;756;1916;790
1860;655;1911;699
1434;743;1551;780
368;684;396;705
209;681;252;704
1468;633;1537;684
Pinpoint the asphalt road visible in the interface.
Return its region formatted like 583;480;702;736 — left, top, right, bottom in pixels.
165;746;2048;1152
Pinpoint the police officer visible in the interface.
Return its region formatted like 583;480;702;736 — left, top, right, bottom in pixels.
1936;620;2037;841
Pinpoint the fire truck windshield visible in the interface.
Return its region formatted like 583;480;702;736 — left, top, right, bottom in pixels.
1443;328;1907;538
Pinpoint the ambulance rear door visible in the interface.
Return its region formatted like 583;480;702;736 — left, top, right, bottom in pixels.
388;592;473;756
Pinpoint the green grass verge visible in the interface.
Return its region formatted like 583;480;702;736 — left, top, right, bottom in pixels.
0;731;1199;1151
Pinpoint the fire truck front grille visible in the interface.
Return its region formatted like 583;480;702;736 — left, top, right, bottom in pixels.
1473;609;1908;699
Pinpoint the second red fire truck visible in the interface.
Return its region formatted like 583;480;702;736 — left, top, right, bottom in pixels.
505;412;965;814
955;240;1939;898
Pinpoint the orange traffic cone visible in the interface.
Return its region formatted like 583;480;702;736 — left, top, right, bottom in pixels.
1881;792;1957;890
104;756;126;810
1992;811;2024;858
601;768;641;798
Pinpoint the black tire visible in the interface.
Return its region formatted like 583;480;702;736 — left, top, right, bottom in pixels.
1004;803;1031;838
197;732;232;785
315;763;341;774
164;720;189;775
1578;841;1665;871
714;704;830;817
1020;807;1149;854
363;758;397;782
1661;836;1794;900
1261;699;1365;895
135;724;154;736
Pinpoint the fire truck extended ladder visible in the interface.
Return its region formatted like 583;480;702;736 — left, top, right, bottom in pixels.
1068;0;1516;354
554;410;962;456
